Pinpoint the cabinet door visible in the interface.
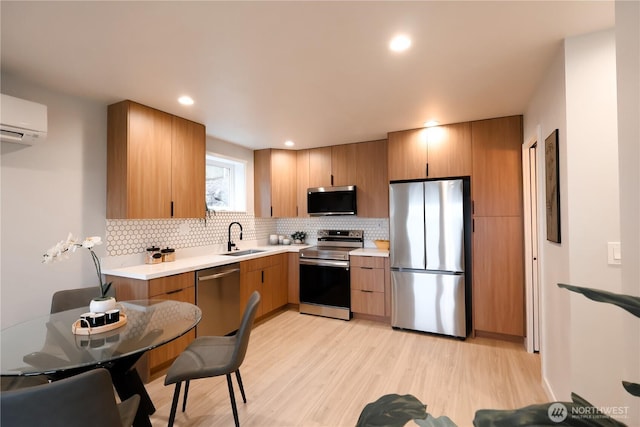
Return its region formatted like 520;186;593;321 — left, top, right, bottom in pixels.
287;252;300;303
308;147;332;187
254;149;272;218
241;269;264;318
331;144;357;186
387;128;428;181
355;139;388;217
148;286;196;371
296;150;310;217
127;102;173;218
271;150;297;217
473;216;524;336
471;116;523;216
427;123;472;178
171;116;205;218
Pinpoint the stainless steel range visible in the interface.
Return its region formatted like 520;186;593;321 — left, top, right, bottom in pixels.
299;230;364;321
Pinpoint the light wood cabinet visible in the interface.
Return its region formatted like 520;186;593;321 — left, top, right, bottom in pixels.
355;139;389;217
331;144;357;186
287;252;300;304
107;100;205;219
240;254;287;318
107;272;196;380
308;147;332;187
387;123;472;181
350;256;387;317
254;149;297;218
471;115;524;338
296;150;310;217
308;145;357;188
471;116;523;217
472;217;525;336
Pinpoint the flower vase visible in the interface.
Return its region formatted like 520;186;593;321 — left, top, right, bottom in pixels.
90;296;116;313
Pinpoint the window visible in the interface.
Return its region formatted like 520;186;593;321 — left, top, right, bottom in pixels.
206;153;246;212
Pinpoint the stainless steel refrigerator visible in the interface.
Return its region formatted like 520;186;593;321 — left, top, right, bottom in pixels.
389;178;470;338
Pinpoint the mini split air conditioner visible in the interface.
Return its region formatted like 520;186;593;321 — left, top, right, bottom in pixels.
0;94;48;145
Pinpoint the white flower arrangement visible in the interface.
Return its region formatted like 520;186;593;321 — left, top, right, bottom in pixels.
43;233;112;298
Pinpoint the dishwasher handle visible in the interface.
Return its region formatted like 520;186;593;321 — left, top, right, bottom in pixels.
198;268;240;281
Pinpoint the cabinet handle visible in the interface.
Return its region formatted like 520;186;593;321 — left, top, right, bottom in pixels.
426;163;429;177
171;201;174;217
472;200;475;214
361;290;374;293
472;218;475;233
261;270;264;283
270;206;273;217
331;174;334;186
360;267;373;270
166;289;182;295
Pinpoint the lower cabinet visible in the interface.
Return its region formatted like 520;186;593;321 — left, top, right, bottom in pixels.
287;252;300;304
240;254;288;319
350;256;390;317
108;271;196;381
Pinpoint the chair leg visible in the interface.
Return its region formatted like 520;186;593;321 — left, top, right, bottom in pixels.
182;380;190;412
168;382;182;427
226;373;240;427
235;369;247;403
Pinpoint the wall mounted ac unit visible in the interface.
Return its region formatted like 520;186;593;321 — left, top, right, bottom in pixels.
0;94;48;145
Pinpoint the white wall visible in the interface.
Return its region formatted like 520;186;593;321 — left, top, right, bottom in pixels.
526;20;639;423
564;28;625;412
1;72;108;327
523;46;572;400
615;0;640;423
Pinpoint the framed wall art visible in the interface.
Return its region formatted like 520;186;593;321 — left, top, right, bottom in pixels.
545;129;561;243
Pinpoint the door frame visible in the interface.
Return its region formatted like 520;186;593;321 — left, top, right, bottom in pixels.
523;132;541;353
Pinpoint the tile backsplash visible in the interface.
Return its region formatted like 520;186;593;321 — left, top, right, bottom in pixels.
106;214;389;256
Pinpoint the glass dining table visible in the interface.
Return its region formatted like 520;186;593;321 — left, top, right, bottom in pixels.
1;299;201;427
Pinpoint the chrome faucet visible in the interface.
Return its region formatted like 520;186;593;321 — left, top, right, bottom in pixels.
228;222;243;252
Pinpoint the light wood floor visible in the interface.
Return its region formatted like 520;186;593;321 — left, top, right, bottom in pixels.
146;308;548;427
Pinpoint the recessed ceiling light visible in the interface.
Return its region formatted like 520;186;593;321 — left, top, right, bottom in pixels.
178;96;194;105
424;120;440;128
389;35;411;52
284;140;295;147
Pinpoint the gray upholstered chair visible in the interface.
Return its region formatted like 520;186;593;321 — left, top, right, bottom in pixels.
164;291;261;427
0;368;140;427
50;285;114;314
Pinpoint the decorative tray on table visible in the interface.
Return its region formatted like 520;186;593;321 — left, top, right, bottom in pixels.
71;313;128;335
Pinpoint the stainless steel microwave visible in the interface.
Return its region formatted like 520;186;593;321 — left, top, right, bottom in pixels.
307;185;357;216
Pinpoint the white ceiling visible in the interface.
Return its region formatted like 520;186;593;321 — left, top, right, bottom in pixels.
1;1;614;150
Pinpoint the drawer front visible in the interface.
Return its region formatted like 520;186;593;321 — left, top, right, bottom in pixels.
351;255;385;269
351;290;385;316
351;267;385;292
149;272;194;297
241;254;279;272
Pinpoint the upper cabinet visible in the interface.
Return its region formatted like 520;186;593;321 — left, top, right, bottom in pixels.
308;147;332;187
254;149;297;218
387;123;472;181
107;100;205;219
307;145;357;188
296;150;310;217
471;116;523;216
355;139;389;218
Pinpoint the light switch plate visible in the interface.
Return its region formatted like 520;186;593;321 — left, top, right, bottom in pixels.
607;242;622;265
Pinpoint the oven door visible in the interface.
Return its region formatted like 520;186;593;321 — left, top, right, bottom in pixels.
299;259;351;320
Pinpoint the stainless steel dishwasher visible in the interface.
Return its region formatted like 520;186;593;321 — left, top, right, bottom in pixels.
196;263;240;337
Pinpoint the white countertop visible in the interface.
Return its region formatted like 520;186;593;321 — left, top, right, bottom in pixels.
350;248;390;258
103;244;389;281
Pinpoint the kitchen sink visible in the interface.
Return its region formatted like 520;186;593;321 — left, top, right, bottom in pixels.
222;249;266;257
